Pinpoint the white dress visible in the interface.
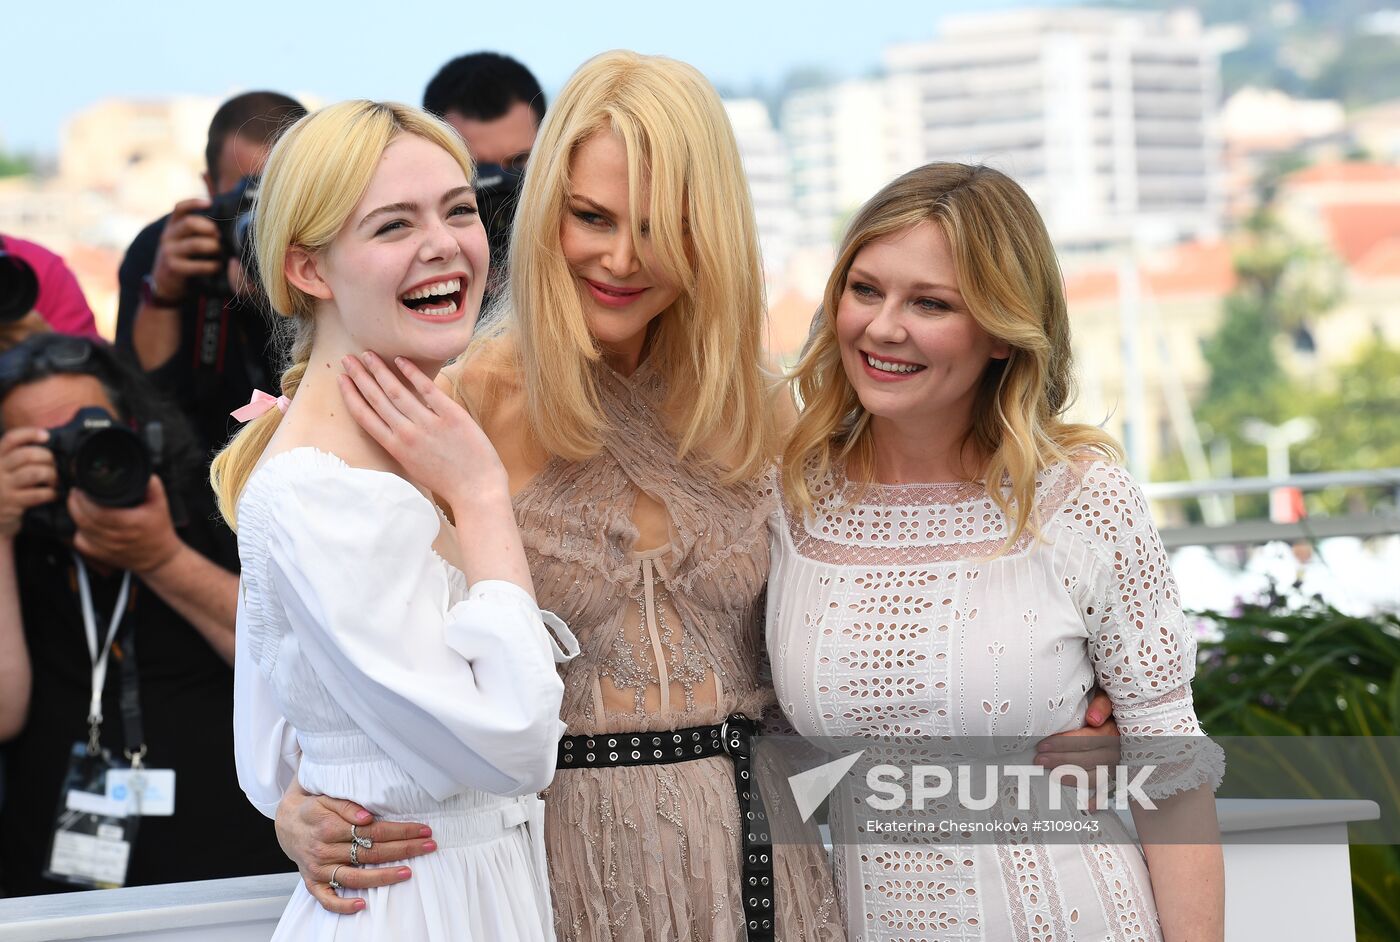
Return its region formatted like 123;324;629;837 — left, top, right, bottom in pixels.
766;459;1225;942
233;447;579;941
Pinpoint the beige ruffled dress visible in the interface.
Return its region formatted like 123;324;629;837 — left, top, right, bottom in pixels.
483;355;842;941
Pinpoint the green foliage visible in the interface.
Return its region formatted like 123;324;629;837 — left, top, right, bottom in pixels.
1193;598;1400;941
1312;34;1400;108
1116;0;1400;105
1164;335;1400;519
1166;213;1347;515
1296;342;1400;488
1193;600;1400;736
1156;179;1389;512
1231;210;1345;334
1304;342;1400;470
1199;293;1285;411
0;151;33;178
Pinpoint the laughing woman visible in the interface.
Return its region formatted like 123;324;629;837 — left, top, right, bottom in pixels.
212;101;576;941
768;163;1225;941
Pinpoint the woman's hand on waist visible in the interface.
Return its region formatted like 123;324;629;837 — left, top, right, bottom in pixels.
275;779;438;914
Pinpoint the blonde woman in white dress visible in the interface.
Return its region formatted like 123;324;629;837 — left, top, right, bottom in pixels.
768;163;1225;942
211;100;576;941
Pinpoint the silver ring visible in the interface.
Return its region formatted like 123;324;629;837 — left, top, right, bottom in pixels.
350;842;360;866
351;824;372;849
328;865;343;891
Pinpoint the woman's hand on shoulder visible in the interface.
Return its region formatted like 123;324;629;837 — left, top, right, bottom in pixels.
274;780;437;914
339;352;509;510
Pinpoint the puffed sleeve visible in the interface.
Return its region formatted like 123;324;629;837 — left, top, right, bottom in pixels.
261;463;577;802
1073;462;1225;799
233;585;302;818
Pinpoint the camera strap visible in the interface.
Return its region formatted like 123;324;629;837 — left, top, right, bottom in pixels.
117;613;146;767
72;553;132;756
193;295;229;373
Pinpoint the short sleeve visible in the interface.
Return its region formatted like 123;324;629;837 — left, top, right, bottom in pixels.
1069;462;1225;799
246;456;575;802
33;252;99;339
3;235;99;339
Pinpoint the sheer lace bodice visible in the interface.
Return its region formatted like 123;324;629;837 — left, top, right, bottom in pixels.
513;359;774;735
490;358;840;941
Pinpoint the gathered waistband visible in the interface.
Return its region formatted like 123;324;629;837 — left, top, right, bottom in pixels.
376;797;538;850
296;730;538;851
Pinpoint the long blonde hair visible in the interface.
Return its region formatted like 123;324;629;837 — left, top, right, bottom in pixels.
210;100;474;528
783;163;1120;546
473;50;775;481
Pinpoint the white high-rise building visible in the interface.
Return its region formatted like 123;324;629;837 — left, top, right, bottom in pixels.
782;79;920;252
781;7;1224;257
886;7;1224;252
723;99;798;285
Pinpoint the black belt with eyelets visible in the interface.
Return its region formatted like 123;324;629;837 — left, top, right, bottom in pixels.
556;713;774;941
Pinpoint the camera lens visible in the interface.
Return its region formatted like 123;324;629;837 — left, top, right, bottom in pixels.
71;428;151;507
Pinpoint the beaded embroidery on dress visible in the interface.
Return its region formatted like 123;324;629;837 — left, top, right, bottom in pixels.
767;459;1224;942
513;359;842;941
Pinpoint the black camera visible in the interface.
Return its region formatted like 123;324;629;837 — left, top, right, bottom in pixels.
195;174;260;296
23;407;161;541
0;248;39;324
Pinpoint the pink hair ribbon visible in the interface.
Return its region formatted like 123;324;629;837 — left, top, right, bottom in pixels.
230;389;291;422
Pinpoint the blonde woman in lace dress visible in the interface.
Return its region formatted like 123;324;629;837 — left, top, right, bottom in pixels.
768;164;1225;941
269;52;843;941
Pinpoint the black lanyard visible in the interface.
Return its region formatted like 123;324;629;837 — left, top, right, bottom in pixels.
117;617;146;767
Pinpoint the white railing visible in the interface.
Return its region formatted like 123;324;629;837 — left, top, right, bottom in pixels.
0;799;1379;942
1145;468;1400;548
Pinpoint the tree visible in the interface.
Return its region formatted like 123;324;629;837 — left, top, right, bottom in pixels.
1156;210;1343;515
1311;33;1400;108
1294;339;1400;513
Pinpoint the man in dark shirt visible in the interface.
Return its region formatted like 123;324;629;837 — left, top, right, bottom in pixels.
0;335;289;895
116;91;305;459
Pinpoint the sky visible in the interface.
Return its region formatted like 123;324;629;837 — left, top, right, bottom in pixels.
6;0;1069;157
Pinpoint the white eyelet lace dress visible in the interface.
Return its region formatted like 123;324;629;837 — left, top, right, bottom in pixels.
233;448;579;941
766;460;1225;942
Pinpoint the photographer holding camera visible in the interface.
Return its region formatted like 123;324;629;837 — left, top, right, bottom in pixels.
116;92;305;458
0;335;287;896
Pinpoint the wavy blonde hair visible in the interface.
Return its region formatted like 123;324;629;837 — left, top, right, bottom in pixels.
783;163;1120;547
210;100;474;528
471;50;775;481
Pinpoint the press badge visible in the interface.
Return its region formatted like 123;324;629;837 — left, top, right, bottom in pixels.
107;767;176;816
44;743;139;889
